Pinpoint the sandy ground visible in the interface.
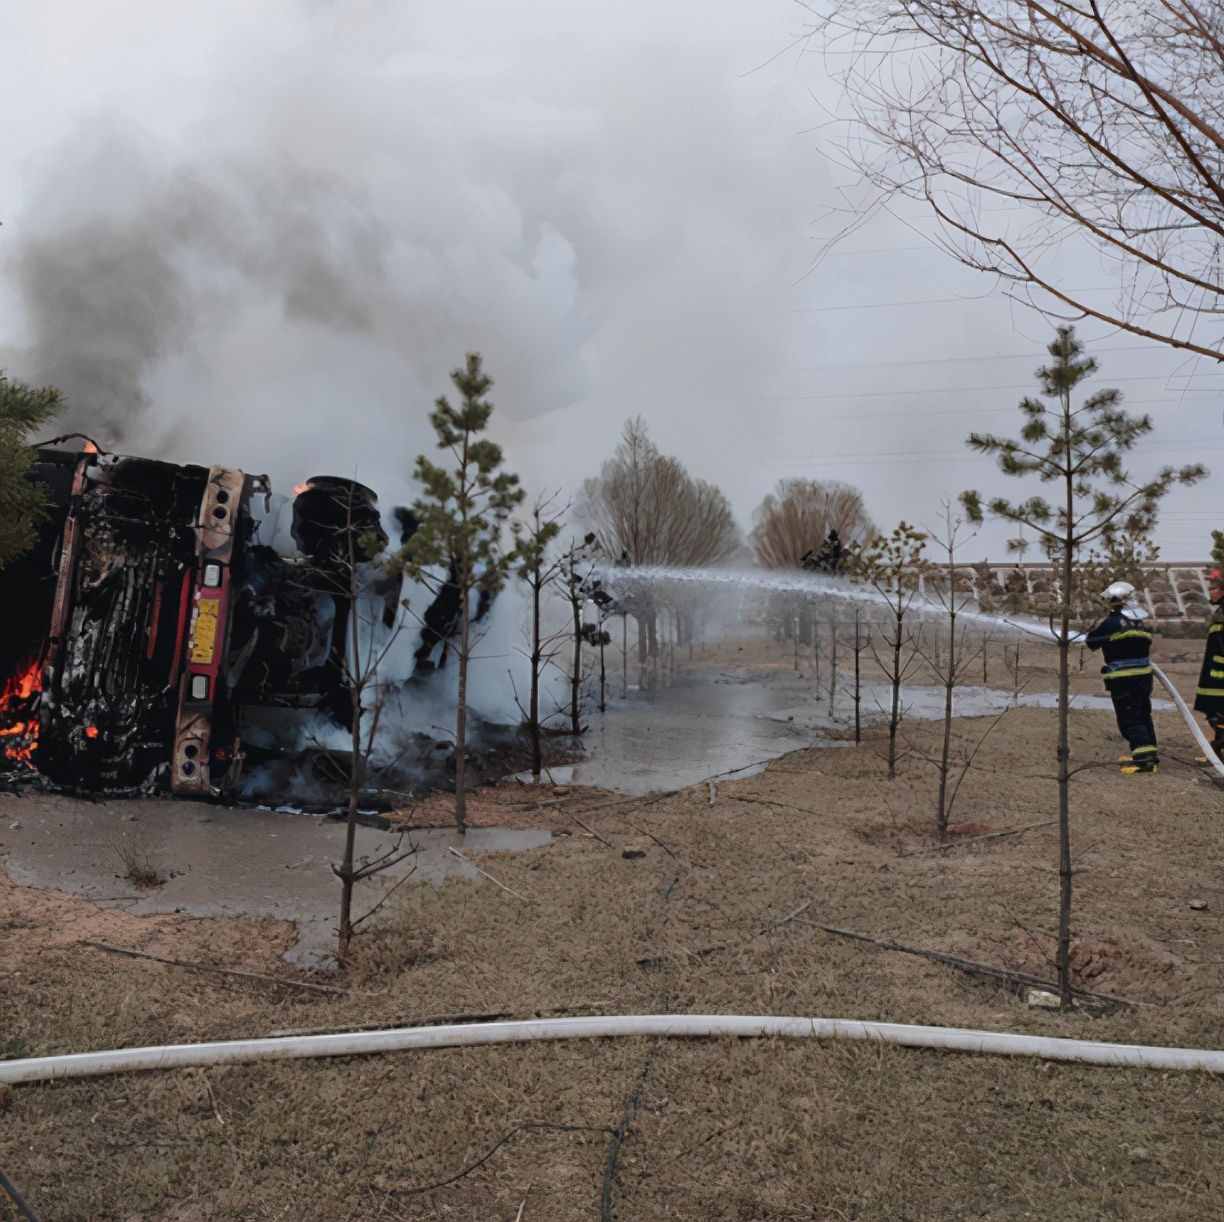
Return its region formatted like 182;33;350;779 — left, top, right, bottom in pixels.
2;633;1223;1220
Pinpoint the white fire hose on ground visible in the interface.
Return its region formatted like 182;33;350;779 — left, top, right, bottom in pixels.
3;1014;1224;1085
0;644;1216;1089
1151;663;1224;782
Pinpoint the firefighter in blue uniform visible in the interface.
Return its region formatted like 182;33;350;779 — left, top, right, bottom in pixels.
1193;566;1224;764
1085;581;1158;774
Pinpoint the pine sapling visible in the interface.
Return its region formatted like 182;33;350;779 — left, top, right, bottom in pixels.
397;353;525;834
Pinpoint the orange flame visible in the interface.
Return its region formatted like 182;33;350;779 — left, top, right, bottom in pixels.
85;725;99;739
0;658;42;767
83;440;98;454
293;482;312;496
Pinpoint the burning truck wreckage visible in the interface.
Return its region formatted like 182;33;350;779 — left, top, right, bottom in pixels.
0;440;572;809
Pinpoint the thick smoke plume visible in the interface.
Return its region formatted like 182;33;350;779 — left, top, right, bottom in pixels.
2;0;816;511
0;0;821;742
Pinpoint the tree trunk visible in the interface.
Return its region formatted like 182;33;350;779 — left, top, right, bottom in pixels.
853;611;862;745
599;631;607;713
1057;409;1075;1007
648;611;658;658
888;611;902;780
793;616;800;672
827;617;838;717
337;511;362;962
338;680;361;962
570;590;582;735
982;636;989;684
935;676;954;837
529;576;542;780
623;616;629;697
637;617;647;664
936;551;956;840
454;589;470;834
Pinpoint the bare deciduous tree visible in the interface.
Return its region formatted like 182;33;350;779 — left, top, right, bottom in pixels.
920;504;982;840
512;493;566;781
750;479;874;570
810;1;1224;360
582;417;739;659
557;534;599;736
849;522;930;779
312;484;416;964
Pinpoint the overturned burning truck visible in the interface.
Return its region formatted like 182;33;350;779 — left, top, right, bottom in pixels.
0;444;481;797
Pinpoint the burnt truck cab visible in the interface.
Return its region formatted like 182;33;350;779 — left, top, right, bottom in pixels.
5;446;390;796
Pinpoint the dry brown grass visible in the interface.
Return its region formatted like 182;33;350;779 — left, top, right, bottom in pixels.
2;636;1223;1219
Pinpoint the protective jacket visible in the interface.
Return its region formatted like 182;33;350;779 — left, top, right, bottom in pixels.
1086;608;1157;764
1085;609;1154;678
1194;607;1224;720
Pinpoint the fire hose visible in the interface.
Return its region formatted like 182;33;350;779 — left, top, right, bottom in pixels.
1151;663;1224;783
3;1014;1224;1086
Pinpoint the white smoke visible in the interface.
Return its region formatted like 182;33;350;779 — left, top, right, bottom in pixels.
0;0;823;743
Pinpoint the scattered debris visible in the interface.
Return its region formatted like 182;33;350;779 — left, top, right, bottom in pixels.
622;849;646;860
1026;989;1061;1009
109;842;166;890
903;818;1057;856
1188;899;1208;911
80;941;356;996
447;846;531;902
803;921;1147;1009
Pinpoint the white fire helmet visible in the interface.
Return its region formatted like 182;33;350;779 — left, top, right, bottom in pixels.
1103;580;1136;604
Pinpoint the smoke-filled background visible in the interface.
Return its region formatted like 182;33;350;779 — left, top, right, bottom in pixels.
1;0;1219;555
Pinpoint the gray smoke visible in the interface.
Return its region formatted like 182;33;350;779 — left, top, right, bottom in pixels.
15;124;393;450
0;0;818;510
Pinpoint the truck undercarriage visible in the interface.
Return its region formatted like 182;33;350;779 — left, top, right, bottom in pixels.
0;445;481;797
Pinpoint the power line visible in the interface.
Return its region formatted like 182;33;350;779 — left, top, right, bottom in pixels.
782;442;1224;468
793;342;1160;371
768;375;1224;403
791;285;1118;313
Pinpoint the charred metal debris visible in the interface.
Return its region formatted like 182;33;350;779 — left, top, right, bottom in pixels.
0;446;523;799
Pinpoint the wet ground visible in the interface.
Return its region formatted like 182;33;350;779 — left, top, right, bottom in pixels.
1;658;1174;964
0;793;548;966
543;666;1171;794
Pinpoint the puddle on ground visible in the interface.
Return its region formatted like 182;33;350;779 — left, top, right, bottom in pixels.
558;672;1171;796
2;667;1166;966
0;794;548;967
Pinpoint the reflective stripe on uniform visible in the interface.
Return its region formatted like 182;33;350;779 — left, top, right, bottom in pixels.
1211;669;1224;680
1105;666;1152;680
1213;655;1224;665
1197;686;1224;698
1108;629;1153;642
1131;745;1159;755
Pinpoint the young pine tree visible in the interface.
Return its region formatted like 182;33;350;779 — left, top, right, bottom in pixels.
398;354;525;833
0;371;61;571
960;326;1205;1006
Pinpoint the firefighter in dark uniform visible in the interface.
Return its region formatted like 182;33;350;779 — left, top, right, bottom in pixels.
1194;566;1224;764
1085;581;1159;774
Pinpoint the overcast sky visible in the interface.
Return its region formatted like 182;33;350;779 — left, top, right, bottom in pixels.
2;0;1220;561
